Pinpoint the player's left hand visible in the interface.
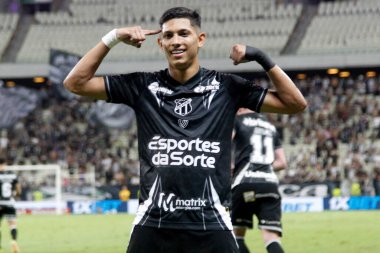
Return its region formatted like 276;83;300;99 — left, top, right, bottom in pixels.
229;44;250;65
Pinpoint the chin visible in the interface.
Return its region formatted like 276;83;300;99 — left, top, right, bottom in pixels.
170;59;190;70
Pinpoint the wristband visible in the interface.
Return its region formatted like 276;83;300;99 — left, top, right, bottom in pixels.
101;29;120;49
245;46;275;72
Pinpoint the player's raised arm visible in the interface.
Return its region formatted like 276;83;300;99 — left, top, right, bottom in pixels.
230;44;307;114
63;27;161;100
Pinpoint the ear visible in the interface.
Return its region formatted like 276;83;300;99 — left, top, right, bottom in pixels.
198;32;206;48
157;37;163;50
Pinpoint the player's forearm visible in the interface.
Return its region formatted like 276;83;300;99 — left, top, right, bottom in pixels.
16;184;22;197
242;46;307;113
272;148;287;171
64;42;109;92
272;159;287;171
266;66;307;113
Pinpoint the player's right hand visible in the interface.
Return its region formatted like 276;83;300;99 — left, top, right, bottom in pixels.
116;26;161;48
230;44;250;65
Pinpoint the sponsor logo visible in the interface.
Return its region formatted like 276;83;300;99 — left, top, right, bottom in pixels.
244;171;278;183
279;184;328;197
178;119;189;129
194;77;220;93
196;76;220;109
243;191;256;202
157;193;207;212
148;82;174;107
242;117;276;132
148;82;173;95
282;202;314;212
174;98;192;116
148;136;220;168
260;220;281;225
328;197;349;210
71;201;93;214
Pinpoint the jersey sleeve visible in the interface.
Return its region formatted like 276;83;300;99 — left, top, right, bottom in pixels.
230;74;268;112
104;72;147;108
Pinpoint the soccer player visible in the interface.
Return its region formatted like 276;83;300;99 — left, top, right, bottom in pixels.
231;109;287;253
64;7;306;253
0;157;21;253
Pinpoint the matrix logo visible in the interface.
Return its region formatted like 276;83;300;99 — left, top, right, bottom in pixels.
157;193;207;212
148;136;220;168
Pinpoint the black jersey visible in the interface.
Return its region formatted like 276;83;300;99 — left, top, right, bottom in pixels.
0;171;18;207
105;68;267;231
232;113;281;188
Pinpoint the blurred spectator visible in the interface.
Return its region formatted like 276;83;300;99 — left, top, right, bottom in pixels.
32;190;43;201
356;169;372;196
373;167;380;196
119;185;131;202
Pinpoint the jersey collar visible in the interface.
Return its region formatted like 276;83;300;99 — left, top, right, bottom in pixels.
164;68;203;89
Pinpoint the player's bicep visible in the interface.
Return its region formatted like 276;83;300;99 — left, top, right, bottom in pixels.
76;77;107;100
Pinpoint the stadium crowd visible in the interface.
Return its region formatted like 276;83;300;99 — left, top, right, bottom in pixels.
268;73;380;196
0;73;380;198
0;89;140;199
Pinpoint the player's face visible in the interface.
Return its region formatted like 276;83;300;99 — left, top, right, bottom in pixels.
158;18;205;70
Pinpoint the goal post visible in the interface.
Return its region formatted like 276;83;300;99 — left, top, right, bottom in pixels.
6;164;63;215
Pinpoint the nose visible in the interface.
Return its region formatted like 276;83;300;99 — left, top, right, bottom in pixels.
171;34;181;46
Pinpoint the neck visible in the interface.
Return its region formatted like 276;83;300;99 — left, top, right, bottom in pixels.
168;61;200;84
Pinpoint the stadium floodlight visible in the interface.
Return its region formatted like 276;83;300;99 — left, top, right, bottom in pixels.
6;164;63;215
339;71;350;78
327;68;339;74
366;71;376;78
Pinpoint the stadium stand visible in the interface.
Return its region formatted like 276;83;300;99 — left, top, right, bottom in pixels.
277;73;380;196
298;0;380;55
14;0;302;63
0;13;19;59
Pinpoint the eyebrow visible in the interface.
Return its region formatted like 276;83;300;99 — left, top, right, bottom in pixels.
163;28;192;35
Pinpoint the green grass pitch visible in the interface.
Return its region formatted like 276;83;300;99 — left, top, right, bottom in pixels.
0;211;379;253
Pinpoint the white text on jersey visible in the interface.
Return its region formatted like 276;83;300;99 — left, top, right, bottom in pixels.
148;136;220;168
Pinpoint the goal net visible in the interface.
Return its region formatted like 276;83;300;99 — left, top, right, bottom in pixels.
6;164;63;214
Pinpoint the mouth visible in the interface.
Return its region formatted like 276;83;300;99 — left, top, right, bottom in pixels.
171;49;185;57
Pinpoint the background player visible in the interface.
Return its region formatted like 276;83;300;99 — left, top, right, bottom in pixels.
0;157;21;253
231;109;287;253
64;7;306;253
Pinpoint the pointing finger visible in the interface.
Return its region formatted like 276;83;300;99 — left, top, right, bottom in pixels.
137;28;146;41
143;29;162;35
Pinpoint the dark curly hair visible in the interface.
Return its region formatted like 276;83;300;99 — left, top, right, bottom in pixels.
159;7;201;28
